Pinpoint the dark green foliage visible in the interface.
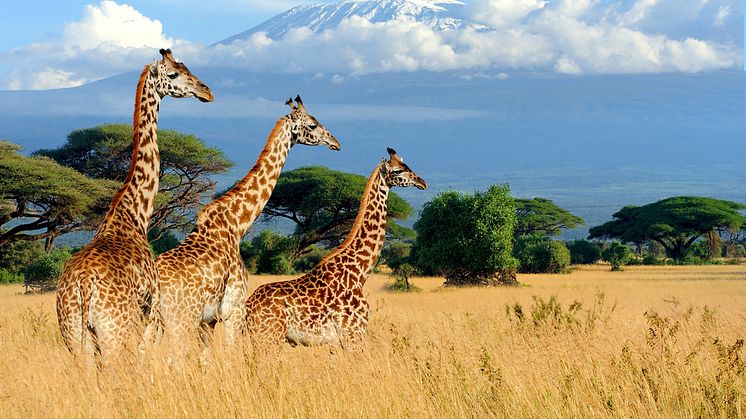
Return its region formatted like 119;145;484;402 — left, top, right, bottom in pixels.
642;254;664;265
148;228;181;256
36;124;233;239
292;246;329;273
23;248;71;292
260;166;413;257
241;230;295;275
589;196;746;261
381;241;412;271
0;269;23;284
514;234;571;274
0;141;118;249
412;185;518;286
601;242;631;271
0;239;45;274
381;242;419;292
567;240;602;264
515;198;584;240
384;264;420;292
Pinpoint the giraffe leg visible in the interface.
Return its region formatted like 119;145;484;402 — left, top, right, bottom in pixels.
198;320;217;366
220;269;248;346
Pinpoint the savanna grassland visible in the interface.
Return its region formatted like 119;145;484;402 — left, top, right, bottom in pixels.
1;264;744;418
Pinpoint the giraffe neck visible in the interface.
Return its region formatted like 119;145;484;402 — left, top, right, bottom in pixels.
322;163;390;289
196;117;292;238
99;65;161;237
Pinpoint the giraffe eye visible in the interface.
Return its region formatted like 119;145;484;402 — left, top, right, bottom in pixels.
167;73;178;80
308;124;318;130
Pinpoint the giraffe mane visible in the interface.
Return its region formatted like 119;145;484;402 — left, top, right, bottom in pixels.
319;162;384;264
106;65;151;220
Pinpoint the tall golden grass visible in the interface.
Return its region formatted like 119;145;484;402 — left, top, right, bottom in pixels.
1;264;744;417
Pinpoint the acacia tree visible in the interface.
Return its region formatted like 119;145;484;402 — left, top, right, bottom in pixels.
36;124;233;239
260;166;413;257
589;196;746;261
514;198;584;240
0;141;118;251
411;185;518;286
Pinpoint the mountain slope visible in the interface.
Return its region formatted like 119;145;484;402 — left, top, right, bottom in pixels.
218;0;488;43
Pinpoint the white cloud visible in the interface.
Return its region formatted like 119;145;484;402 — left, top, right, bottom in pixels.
0;0;742;90
1;1;178;90
209;1;740;76
28;69;88;90
714;5;731;26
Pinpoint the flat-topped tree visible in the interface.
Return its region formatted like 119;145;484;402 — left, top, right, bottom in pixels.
514;198;584;241
589;196;746;261
36;124;233;240
0;141;118;251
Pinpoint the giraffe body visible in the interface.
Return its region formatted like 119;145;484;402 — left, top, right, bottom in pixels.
245;148;427;346
56;49;213;363
154;97;340;355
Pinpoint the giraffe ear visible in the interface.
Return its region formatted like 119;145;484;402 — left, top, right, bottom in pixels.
295;95;305;111
159;48;173;60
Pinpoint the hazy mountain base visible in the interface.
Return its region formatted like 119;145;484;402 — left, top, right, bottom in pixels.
1;70;743;243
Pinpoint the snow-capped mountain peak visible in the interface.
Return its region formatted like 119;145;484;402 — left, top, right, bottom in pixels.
217;0;488;44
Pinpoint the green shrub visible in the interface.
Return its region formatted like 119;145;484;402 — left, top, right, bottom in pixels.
23;248;72;292
241;230;295;275
0;240;45;274
412;185;518;286
514;235;571;274
292;246;329;273
381;241;412;270
642;254;664;265
149;228;181;256
0;268;23;284
384;263;420;292
566;240;602;264
601;242;631;271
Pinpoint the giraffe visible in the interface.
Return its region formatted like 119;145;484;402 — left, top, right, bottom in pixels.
153;96;340;357
56;49;213;364
244;148;427;346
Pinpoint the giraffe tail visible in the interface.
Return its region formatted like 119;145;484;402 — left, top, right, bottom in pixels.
78;272;97;353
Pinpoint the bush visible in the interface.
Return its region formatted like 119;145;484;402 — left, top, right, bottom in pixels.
566;240;602;264
149;228;181;256
0;240;45;274
0;268;23;284
514;235;571;274
642;254;664;265
23;248;71;292
412;185;518;286
381;241;412;271
384;263;420;292
240;230;295;275
292;246;329;273
601;242;631;271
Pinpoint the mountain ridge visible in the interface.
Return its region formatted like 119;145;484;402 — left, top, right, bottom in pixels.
217;0;488;44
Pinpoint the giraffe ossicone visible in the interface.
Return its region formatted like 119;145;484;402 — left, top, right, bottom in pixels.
55;49;213;366
245;147;427;347
153;95;340;360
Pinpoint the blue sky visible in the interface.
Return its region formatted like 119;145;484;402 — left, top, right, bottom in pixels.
1;0;742;90
1;1;322;51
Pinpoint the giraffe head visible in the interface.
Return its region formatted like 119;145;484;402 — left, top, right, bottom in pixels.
284;95;341;151
151;48;214;102
382;148;428;190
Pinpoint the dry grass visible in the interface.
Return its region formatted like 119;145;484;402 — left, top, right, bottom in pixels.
1;264;745;418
